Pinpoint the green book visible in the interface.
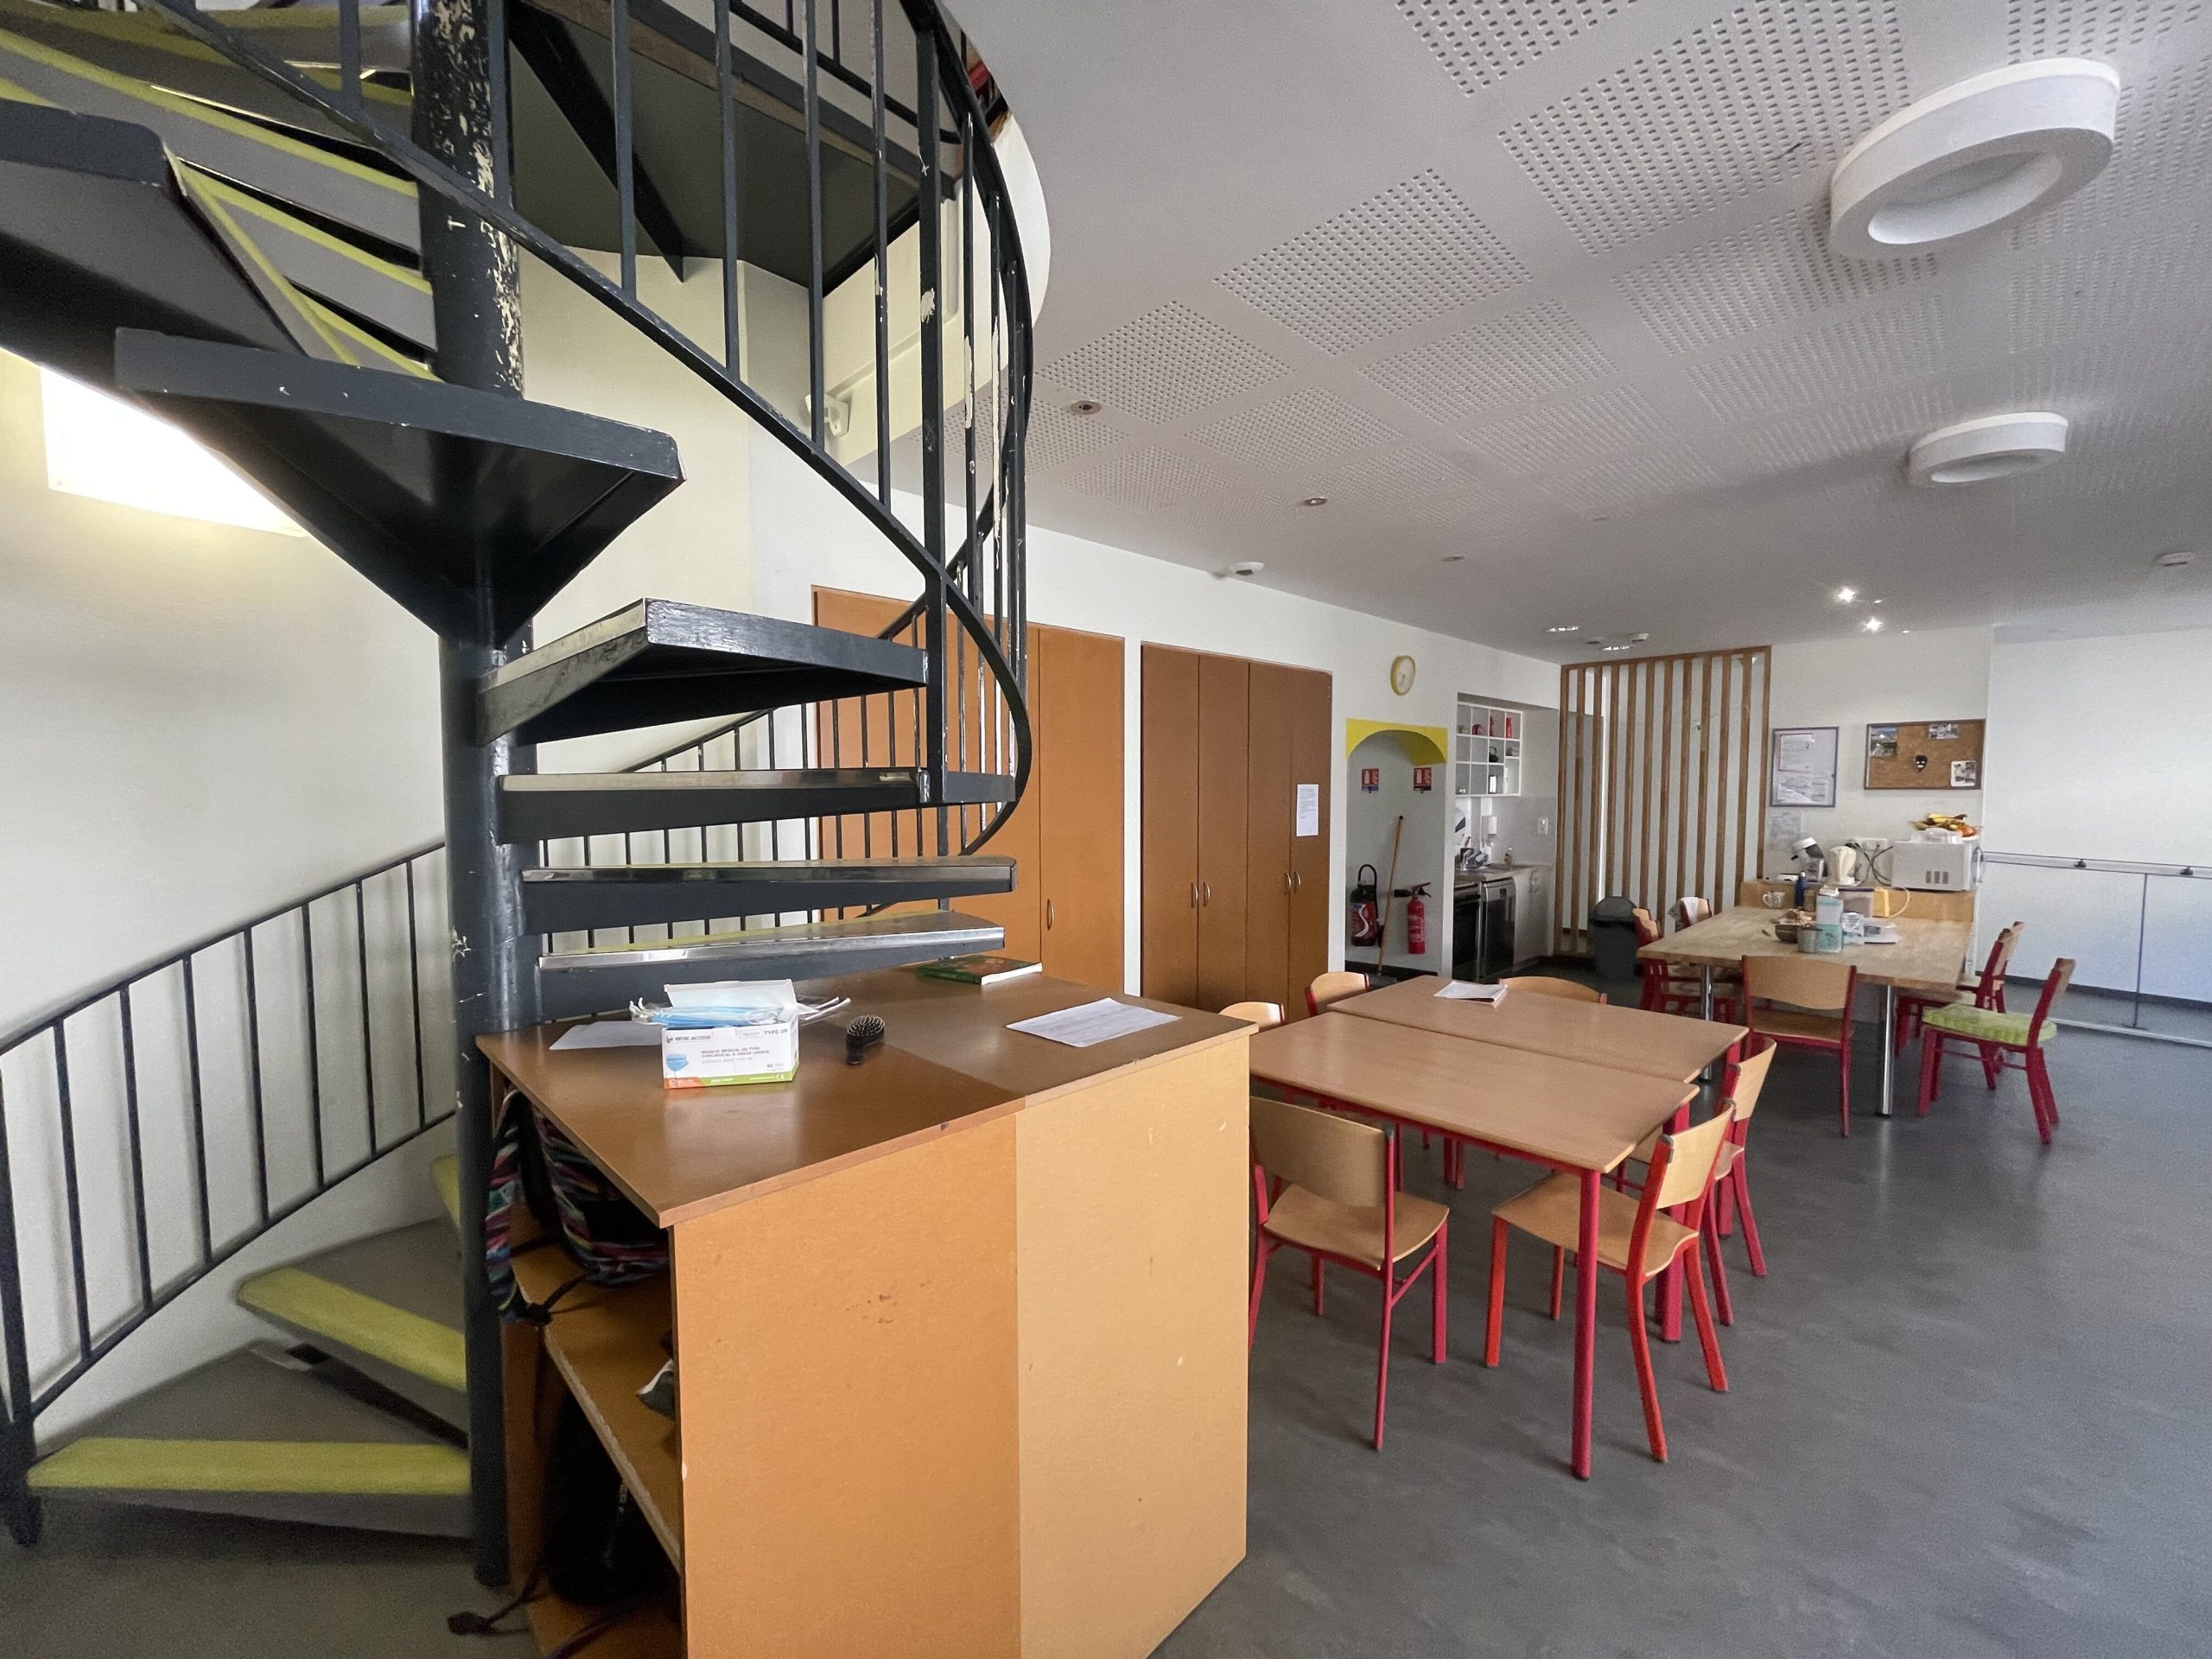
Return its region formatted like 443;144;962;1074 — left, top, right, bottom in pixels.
917;955;1044;987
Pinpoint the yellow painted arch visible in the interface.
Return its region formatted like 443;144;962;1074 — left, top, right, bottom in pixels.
1344;720;1449;766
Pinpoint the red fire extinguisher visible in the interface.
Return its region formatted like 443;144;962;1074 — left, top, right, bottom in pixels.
1403;883;1430;957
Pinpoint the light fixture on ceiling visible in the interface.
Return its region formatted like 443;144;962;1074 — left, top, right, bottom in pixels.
1908;412;2069;486
1834;586;1858;604
1546;624;1581;633
1298;496;1329;507
1225;560;1265;578
2155;549;2196;569
1068;399;1103;416
1864;616;1885;633
1440;554;1465;563
1830;59;2119;258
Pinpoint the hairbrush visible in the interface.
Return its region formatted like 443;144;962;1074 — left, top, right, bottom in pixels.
845;1014;886;1065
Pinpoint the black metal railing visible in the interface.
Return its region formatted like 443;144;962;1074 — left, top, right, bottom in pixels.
2;0;1030;1545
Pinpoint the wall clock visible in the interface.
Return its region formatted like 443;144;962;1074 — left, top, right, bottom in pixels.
1389;654;1416;696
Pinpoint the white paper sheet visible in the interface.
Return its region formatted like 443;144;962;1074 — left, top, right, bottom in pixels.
1295;783;1320;837
1435;980;1507;1002
1007;996;1179;1048
550;1020;663;1051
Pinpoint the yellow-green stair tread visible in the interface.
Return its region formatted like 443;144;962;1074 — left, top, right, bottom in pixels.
31;1435;467;1496
235;1218;465;1395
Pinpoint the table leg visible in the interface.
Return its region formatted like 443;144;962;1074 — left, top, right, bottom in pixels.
1700;964;1713;1020
1878;983;1897;1117
1572;1167;1600;1480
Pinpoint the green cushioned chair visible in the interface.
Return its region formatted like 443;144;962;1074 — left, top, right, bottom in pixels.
1915;958;2074;1146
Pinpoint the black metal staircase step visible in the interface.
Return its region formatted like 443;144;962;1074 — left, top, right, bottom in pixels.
522;855;1016;931
109;329;684;643
537;909;1005;1020
479;598;930;745
0;100;295;382
498;767;1019;842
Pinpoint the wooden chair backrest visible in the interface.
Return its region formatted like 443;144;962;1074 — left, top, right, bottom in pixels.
1306;971;1370;1014
2028;957;2075;1027
1220;1001;1284;1028
1631;906;1662;947
1725;1045;1777;1125
1501;975;1604;1004
1742;952;1854;1013
1991;923;2025;980
1674;896;1713;929
1649;1107;1737;1211
1249;1095;1389;1210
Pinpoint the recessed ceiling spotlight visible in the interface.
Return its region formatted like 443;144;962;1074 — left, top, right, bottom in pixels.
1909;412;2069;486
1831;59;2119;258
1440;554;1465;563
1225;560;1265;578
1546;624;1581;633
1068;398;1103;416
1864;616;1885;633
1834;586;1858;604
2155;550;2196;569
1299;496;1329;508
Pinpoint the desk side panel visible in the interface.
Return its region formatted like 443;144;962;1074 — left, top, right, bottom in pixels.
673;1116;1020;1659
1015;1036;1249;1659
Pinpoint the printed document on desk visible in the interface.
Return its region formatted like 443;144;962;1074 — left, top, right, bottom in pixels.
1436;981;1508;1003
1007;997;1179;1048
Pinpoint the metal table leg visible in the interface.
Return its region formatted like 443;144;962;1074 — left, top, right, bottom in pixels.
1572;1167;1600;1480
1878;982;1897;1116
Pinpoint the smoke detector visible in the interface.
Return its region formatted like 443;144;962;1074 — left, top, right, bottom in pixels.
1831;60;2119;258
1226;560;1266;578
1908;413;2069;486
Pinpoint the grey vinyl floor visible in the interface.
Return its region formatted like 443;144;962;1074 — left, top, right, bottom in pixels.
3;1001;2208;1657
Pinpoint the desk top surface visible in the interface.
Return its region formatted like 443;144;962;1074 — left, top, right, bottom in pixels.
480;972;1245;1227
1248;1014;1693;1174
1335;975;1745;1083
1637;906;1971;992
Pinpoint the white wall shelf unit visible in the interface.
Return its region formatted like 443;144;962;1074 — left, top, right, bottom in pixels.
1454;696;1522;797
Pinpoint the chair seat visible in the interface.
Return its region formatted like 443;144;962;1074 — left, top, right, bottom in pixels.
1263;1185;1448;1270
1923;1003;2057;1047
1749;1006;1848;1046
1897;986;1970;1010
1492;1173;1698;1274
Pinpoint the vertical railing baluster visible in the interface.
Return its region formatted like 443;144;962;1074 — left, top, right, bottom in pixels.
487;0;515;206
404;861;427;1128
916;37;948;852
354;882;378;1154
715;0;741;377
336;0;363;107
803;0;827;448
0;1069;41;1547
49;1028;90;1367
830;0;842;65
611;0;639;298
871;0;892;507
243;929;270;1224
767;714;783;862
116;985;153;1306
181;962;213;1262
302;904;326;1191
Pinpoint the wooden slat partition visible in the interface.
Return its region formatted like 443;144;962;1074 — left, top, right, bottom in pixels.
1554;646;1772;957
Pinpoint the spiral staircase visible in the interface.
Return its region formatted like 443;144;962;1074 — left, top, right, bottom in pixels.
0;0;1033;1567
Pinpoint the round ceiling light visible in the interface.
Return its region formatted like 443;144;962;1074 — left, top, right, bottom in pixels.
1830;59;2119;258
1907;412;2069;486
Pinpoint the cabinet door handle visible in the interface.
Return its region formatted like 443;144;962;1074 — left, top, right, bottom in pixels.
1201;881;1213;906
1046;898;1056;931
1292;872;1303;893
1284;871;1294;895
1191;880;1201;908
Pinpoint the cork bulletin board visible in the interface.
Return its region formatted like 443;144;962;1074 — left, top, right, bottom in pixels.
1865;719;1985;790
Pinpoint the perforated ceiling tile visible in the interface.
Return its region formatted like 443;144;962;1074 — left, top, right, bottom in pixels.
1322;443;1497;505
2010;218;2212;352
1040;302;1285;424
1214;170;1529;353
1536;446;1720;516
1687;297;1948;420
1500;0;1910;252
1021;383;1129;474
2012;52;2212;250
1742;385;1951;472
1363;301;1614;423
2007;0;2206;59
1061;444;1243;517
1615;207;1937;356
1192;387;1404;473
1395;0;1640;94
1463;384;1669;474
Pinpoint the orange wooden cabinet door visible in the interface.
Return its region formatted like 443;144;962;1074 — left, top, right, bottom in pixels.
957;625;1044;960
1035;624;1125;990
1140;645;1201;1006
1284;666;1333;1011
1243;662;1296;1015
1194;654;1250;1014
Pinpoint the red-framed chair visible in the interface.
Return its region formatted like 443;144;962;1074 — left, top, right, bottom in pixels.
1916;958;2075;1145
1305;970;1371;1017
1484;1106;1735;1464
1636;905;1740;1021
1249;1096;1447;1450
1220;1001;1285;1029
1896;924;2023;1083
1742;954;1859;1136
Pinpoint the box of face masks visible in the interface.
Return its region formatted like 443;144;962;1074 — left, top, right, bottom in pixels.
653;981;799;1088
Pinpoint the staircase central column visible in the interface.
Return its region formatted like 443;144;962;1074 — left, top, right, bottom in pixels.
414;0;531;1589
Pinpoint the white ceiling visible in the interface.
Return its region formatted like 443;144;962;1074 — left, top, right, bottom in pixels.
954;0;2212;661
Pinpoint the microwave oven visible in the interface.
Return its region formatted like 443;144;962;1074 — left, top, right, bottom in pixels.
1887;840;1981;892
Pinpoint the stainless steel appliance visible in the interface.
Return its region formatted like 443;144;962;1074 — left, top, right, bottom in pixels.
1453;874;1516;982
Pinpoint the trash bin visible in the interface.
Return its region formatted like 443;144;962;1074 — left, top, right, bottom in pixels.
1589;895;1641;982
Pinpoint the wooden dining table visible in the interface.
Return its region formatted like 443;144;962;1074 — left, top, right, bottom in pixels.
1249;1014;1696;1479
1637;906;1972;1116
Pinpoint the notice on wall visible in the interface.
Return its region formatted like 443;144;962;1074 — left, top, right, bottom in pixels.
1770;726;1839;807
1295;782;1320;837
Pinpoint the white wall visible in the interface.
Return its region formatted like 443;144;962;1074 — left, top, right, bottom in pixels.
1764;626;1993;874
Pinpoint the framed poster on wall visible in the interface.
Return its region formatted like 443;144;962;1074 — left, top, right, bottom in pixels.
1770;726;1839;808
